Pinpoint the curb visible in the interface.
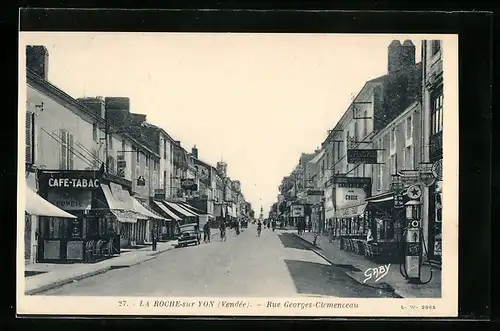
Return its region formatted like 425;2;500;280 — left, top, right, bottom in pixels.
291;233;404;298
26;245;176;295
25;266;112;295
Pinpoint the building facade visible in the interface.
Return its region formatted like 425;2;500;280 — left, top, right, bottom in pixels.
422;40;443;264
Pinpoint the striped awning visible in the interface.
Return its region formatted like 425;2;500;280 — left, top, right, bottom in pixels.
132;197;166;220
334;202;369;218
164;201;197;217
152;201;181;221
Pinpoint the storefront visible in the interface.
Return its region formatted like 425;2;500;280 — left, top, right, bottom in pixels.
334;188;410;264
151;199;180;239
36;170;149;263
24;183;78;264
290;203;306;229
180;202;212;230
332;177;371;241
131;197;166;244
428;178;443;264
214;203;229;228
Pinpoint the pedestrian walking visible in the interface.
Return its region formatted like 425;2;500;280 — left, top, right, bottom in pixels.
328;226;334;243
151;226;158;251
203;221;211;243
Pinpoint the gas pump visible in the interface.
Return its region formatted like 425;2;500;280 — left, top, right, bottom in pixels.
399;196;433;284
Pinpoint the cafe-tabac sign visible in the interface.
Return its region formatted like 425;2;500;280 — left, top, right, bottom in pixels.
38;170;102;190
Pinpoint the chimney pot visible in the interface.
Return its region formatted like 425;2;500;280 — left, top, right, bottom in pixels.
387;39;415;74
26;45;49;80
192;145;198;159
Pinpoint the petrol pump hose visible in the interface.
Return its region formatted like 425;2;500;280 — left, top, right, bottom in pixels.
399;226;434;284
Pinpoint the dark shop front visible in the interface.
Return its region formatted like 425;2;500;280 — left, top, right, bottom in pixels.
36;170;124;263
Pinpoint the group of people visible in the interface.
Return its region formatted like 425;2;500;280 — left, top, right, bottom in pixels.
202;219;245;243
256;219;277;236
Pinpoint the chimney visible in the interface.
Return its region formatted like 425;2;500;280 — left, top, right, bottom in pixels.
105;97;131;128
388;40;415;74
26;45;49;80
387;40;402;74
401;40;416;68
105;97;130;111
192;145;198;159
77;97;105;119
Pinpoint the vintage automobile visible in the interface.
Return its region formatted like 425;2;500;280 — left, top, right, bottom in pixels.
177;223;201;247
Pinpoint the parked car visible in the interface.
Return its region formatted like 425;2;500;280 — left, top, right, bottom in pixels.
177;223;200;247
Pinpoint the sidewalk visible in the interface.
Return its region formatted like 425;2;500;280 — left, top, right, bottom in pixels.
24;240;176;295
293;232;442;298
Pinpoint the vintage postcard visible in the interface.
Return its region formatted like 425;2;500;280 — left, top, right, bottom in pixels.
17;32;458;317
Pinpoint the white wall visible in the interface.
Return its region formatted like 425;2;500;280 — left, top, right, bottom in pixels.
27;84;98;171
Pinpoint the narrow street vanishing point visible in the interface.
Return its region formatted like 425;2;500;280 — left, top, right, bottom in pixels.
40;225;399;298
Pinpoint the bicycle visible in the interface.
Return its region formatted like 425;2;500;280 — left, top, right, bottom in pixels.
257;227;262;237
220;229;227;241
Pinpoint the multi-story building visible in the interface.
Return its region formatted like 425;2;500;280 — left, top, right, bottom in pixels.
368;101;422;246
422;39;443;265
307;148;326;233
326;40;422;245
25;46;164;264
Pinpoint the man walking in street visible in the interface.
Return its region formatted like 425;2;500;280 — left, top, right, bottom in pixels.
203;221;211;243
151;225;158;251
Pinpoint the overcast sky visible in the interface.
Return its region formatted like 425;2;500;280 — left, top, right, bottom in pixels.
20;32;423;216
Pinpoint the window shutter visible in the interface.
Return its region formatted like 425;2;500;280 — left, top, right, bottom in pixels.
60;129;68;170
68;133;74;170
25;112;33;164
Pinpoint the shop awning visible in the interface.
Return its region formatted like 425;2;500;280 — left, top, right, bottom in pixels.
132;197;166;220
164;201;197;217
176;203;199;217
180;202;207;215
365;188;409;203
334;202;369;218
178;202;200;216
110;210;138;223
153;201;181;221
25;186;77;219
101;183;138;223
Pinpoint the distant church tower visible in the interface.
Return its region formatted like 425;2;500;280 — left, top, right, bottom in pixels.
259;206;264;221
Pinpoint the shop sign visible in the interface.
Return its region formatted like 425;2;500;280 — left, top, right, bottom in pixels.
181;178;198;191
39;171;102;190
419;163;436;187
393;194;404;209
307;190;324;196
154;189;166;200
291;205;304;217
347;149;378;164
137;176;146;186
336;187;366;209
47;191;92;211
48;177;100;189
333;176;371;189
432;159;443;181
117;153;126;178
407;184;422;200
335;203;365;218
